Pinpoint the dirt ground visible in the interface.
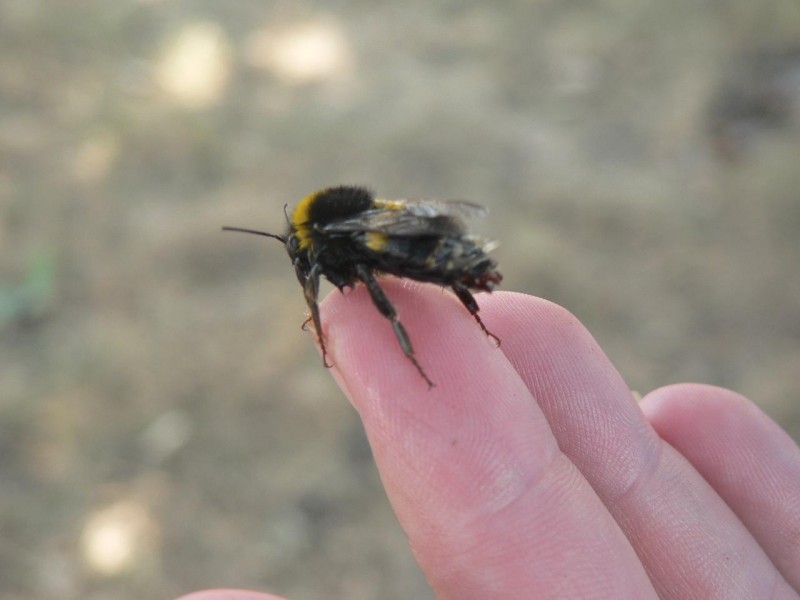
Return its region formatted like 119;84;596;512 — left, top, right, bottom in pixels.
1;1;799;598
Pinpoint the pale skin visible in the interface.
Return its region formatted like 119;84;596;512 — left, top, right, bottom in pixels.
178;282;800;600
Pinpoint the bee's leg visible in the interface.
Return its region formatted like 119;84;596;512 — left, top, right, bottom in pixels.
296;261;333;368
355;265;434;388
451;283;500;346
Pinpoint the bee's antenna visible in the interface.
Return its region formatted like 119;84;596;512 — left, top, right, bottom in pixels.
222;226;286;243
282;203;291;226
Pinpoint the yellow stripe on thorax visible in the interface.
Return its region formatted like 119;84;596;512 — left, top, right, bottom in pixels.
373;198;405;210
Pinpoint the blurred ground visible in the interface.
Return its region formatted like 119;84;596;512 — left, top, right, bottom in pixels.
1;1;799;598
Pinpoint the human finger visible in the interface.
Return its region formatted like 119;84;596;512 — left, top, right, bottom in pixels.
321;282;656;599
175;589;287;600
642;383;800;592
480;293;791;599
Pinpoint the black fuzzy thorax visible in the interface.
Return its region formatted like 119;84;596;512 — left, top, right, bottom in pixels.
306;186;374;225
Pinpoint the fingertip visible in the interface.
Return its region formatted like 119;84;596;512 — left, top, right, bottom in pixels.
640;384;800;589
477;291;625;395
478;291;585;345
175;590;286;600
317;279;557;531
319;279;516;406
640;383;762;441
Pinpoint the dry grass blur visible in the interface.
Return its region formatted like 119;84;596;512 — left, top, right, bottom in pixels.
1;1;799;598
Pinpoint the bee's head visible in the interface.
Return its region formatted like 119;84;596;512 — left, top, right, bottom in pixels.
285;232;304;260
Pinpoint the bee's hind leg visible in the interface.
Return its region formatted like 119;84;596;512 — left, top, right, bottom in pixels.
451;282;500;346
355;265;435;388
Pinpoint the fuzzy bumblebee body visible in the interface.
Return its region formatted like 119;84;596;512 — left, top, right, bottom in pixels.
223;185;502;387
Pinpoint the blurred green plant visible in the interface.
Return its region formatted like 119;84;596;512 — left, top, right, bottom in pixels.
0;253;56;327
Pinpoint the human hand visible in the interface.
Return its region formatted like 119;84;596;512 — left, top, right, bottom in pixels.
179;283;800;599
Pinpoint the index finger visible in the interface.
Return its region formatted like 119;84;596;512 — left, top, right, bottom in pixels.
321;281;656;599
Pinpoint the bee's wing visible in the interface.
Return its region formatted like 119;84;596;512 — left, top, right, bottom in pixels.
321;200;488;236
398;199;489;219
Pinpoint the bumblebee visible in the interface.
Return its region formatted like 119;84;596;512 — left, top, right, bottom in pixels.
223;185;502;387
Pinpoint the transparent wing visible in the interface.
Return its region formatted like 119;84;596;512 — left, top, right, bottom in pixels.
320;199;488;237
395;199;489;219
